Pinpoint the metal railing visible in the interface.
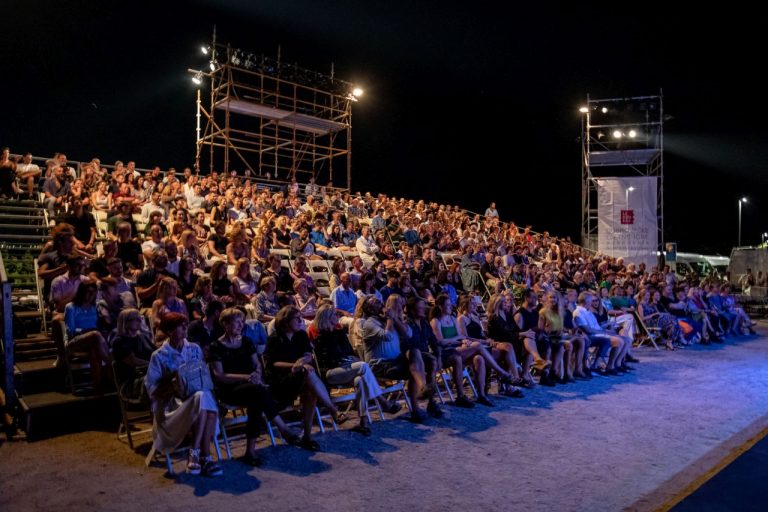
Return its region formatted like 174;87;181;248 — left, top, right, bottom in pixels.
0;250;15;414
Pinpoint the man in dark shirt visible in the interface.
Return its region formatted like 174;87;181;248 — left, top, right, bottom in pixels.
88;240;118;280
379;271;403;303
187;301;224;355
107;203;138;241
136;250;176;307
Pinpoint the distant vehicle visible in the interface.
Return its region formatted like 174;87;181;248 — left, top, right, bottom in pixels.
674;252;716;280
703;255;730;279
728;247;768;287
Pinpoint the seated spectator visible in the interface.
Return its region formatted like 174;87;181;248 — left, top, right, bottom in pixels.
209;308;301;464
206;221;228;263
15;152;42;198
142;225;166;261
573;292;630;375
538;291;588;382
87;240;118;280
362;294;434;422
430;294;512;405
457;295;523;396
111;308;155;405
50;255;87;316
290;256;314;290
232;257;258;304
90;180;113;213
403;297;444;417
42;164;70;213
187;300;224;353
136;250;176;308
209;260;234;302
145;313;222;476
151;277;188;333
107;203;138;242
115;222;144;275
356;226;379;266
356;272;383;303
262;253;294;293
330;272;358;317
65;200;97;253
264;306;347;451
253;275;280;323
177;257;199;299
293;279;318;319
311;304;395;436
64;281;111;393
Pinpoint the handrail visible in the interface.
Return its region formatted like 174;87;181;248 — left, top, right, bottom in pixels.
0;249;16;416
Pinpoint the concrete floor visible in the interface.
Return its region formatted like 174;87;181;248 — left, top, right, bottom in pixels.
2;326;767;512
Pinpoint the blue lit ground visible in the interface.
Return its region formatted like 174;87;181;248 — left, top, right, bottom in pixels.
2;323;767;512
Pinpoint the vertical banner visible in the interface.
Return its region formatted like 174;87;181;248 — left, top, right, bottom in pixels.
596;177;658;268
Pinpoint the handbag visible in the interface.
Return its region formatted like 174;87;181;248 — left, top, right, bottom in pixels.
175;359;214;399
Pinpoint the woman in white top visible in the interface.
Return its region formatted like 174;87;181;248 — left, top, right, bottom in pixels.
232;257;258;304
145;313;222;476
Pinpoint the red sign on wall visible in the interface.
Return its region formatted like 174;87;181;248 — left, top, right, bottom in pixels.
621;210;634;225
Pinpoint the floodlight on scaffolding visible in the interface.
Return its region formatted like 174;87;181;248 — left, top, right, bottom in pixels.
352;88;364;98
628;130;637;138
601;107;608;113
209;60;217;71
579;106;589;113
612;130;623;139
201;45;210;55
192;71;203;85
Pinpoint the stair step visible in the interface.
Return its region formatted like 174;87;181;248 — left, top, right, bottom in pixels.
14;348;59;360
15;339;56;351
14;310;43;319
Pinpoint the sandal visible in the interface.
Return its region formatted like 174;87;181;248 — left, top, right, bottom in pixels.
333;412;350;425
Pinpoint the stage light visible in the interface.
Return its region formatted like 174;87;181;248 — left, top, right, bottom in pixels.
352;87;364;98
579;106;589;113
201;46;209;55
209;60;216;71
613;130;622;139
741;197;748;203
601;107;608;113
628;130;637;138
192;72;203;85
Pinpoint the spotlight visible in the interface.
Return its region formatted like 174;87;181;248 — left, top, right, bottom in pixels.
352;87;364;98
579;106;589;113
628;130;637;138
209;60;216;71
601;107;608;113
192;71;203;85
741;197;748;203
201;45;209;55
612;130;623;139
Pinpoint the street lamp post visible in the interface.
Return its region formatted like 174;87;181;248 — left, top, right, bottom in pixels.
738;197;748;247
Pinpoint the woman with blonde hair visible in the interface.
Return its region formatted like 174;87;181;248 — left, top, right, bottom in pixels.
538;291;587;382
151;277;188;331
232;257;258;304
310;304;388;436
458;295;524;397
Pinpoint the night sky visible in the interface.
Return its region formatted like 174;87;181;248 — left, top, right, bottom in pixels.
3;1;767;254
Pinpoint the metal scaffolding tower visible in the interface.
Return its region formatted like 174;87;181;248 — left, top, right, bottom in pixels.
580;91;664;255
193;32;358;190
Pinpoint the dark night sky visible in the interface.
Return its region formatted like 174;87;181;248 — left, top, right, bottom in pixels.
3;1;767;254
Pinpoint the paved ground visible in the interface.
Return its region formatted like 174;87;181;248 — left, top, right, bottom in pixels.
2;325;768;512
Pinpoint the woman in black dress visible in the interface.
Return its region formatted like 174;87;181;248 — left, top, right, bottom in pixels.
209;308;299;465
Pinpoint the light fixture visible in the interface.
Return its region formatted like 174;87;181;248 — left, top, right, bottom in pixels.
628;186;635;192
192;71;203;85
209;60;216;71
628;129;637;138
201;45;209;55
612;130;623;139
579;106;589;113
352;87;364;98
601;107;608;113
741;197;748;203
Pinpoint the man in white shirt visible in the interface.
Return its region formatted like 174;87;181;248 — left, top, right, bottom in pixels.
16;152;41;197
50;256;87;315
356;226;379;267
572;292;630;375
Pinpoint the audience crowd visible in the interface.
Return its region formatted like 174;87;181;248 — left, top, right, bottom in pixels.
4;149;760;476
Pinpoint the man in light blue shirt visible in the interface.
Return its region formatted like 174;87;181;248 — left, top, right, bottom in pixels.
330;272;358;316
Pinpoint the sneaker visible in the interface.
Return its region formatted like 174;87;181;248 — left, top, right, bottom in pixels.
187;448;201;475
202;457;223;477
427;401;444;418
453;395;475;408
